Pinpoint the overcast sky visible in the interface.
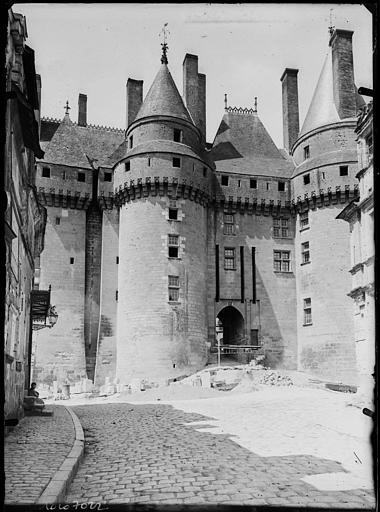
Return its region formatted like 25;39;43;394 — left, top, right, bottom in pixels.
16;3;373;147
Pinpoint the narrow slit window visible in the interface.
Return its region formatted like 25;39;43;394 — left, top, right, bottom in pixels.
148;158;151;167
61;171;66;180
203;167;207;177
304;146;310;160
173;129;182;142
116;256;119;264
129;135;133;149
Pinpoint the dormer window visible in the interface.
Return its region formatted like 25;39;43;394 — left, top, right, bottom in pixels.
173;129;182;143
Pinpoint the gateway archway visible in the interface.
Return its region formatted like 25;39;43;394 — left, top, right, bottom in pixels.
216;306;245;345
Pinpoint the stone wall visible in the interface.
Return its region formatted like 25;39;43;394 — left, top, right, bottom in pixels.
33;207;87;387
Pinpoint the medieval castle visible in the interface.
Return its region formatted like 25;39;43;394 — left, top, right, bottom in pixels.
31;28;367;391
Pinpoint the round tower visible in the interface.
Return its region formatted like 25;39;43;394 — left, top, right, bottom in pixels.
289;29;364;384
113;49;214;385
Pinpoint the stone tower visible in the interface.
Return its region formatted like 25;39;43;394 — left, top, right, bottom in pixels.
284;29;365;383
113;50;213;384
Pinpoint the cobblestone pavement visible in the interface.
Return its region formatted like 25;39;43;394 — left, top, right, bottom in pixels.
4;405;75;504
65;399;376;508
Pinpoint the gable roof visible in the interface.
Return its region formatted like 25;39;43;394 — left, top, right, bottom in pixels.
134;63;193;123
40;115;124;168
210;110;293;178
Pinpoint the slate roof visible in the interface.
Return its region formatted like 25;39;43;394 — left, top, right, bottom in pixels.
134;64;193;123
40;114;124;168
300;47;365;137
210;111;293;178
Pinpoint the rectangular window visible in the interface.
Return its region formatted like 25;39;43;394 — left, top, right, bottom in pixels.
300;211;309;228
237;179;241;187
224;248;236;270
278;181;285;192
168;275;180;302
104;172;112;182
273;250;291;272
55;217;60;225
70;257;74;264
168;235;179;258
129;135;133;149
168;208;178;220
78;172;86;182
250;179;257;189
203;167;207;177
266;182;270;190
303;173;310;185
273;218;289;238
301;242;310;264
321;171;325;179
116;256;119;264
304;146;310;159
221;175;229;186
173;129;182;143
125;161;130;172
172;157;181;168
61;171;66;180
148;158;151;167
42;167;51;178
303;298;312;325
339;165;348;176
224;213;235;235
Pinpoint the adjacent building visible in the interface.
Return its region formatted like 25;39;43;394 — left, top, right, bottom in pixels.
32;27;368;392
337;100;374;405
4;8;46;421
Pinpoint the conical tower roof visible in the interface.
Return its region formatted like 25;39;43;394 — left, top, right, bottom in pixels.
299;49;340;136
299;46;365;137
134;63;193;123
210;110;293;177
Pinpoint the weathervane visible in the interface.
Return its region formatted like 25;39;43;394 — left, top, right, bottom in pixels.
328;8;335;37
64;100;71;115
224;93;228;110
160;23;170;64
254;97;257;112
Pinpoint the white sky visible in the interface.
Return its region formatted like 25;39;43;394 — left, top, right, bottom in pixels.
15;3;373;147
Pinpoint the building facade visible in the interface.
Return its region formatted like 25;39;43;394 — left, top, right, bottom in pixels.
4;8;46;421
337;100;374;405
32;28;368;391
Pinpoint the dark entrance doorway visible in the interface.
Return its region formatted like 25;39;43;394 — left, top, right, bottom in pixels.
217;306;245;345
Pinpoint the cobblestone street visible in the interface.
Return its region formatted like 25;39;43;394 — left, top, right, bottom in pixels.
65;389;376;507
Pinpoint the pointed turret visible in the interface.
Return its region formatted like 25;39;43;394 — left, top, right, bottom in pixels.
134;63;192;123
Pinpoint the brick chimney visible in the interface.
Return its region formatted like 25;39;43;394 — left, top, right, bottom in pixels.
78;93;87;126
126;79;143;129
280;68;299;153
198;73;206;144
35;74;42;137
329;29;356;119
183;54;199;127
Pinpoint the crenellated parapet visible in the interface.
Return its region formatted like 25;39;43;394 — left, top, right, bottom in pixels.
37;187;92;210
114;176;212;207
291;184;359;212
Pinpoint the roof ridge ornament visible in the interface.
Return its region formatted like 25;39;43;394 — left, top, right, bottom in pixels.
328;8;335;37
64;100;71;116
160;23;169;64
224;96;258;115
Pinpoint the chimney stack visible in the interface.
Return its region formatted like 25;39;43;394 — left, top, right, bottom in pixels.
183;54;199;128
126;79;143;129
35;74;42;137
329;29;356;119
280;68;299;153
78;93;87;126
198;73;206;144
